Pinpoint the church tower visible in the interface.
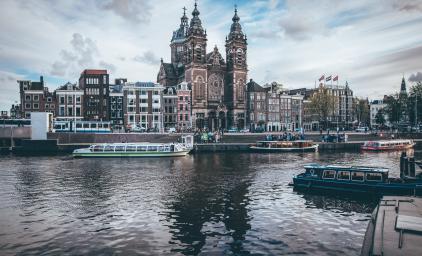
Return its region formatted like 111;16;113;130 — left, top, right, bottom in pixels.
184;1;208;128
225;6;248;129
170;8;189;66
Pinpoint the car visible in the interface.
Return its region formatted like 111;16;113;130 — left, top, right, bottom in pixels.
254;127;265;133
356;127;368;132
227;127;239;133
131;126;146;133
240;128;250;133
168;127;176;133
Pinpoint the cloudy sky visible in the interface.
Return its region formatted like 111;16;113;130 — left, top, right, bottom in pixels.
0;0;421;109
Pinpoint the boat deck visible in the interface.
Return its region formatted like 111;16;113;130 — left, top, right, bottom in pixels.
361;196;422;256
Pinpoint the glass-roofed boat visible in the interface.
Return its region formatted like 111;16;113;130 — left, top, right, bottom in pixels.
73;136;193;158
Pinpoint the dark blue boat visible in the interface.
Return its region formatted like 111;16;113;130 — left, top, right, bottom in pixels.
292;164;422;196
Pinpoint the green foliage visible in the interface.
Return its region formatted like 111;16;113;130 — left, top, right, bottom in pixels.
354;98;370;126
375;109;386;126
309;86;335;128
384;94;401;124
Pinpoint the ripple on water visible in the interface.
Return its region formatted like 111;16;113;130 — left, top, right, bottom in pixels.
0;151;410;255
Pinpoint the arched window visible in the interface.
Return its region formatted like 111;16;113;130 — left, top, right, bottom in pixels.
195;45;202;62
236;48;244;66
237;79;245;101
195;76;204;99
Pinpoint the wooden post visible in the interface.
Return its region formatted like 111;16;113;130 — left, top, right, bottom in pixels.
409;157;416;177
400;152;406;179
404;156;409;177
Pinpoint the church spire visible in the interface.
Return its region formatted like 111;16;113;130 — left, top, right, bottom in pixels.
188;0;205;36
400;76;407;94
228;5;245;41
181;6;188;26
232;5;240;23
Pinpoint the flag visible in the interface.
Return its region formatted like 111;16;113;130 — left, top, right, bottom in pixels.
326;75;332;82
333;75;338;81
318;75;325;81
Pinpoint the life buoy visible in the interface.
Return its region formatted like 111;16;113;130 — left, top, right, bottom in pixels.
310;169;315;175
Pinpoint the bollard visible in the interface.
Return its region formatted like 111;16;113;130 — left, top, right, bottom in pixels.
404;157;409;177
400;152;406;178
409;157;416;177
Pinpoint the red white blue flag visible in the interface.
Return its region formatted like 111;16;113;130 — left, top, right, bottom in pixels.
318;75;325;81
333;75;338;81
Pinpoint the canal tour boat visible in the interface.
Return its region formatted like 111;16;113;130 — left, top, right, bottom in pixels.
292;164;422;196
250;140;318;152
361;139;415;151
73;136;193;158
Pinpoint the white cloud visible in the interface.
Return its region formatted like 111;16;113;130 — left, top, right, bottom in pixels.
0;0;421;109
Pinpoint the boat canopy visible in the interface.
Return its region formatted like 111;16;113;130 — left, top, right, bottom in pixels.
304;163;389;173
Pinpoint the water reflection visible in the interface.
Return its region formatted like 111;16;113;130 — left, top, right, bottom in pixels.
164;154;253;255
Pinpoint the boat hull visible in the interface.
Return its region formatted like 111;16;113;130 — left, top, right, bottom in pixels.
361;143;415;151
250;145;318;152
73;150;191;158
292;177;422;196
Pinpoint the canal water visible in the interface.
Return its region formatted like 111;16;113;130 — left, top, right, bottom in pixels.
0;150;418;255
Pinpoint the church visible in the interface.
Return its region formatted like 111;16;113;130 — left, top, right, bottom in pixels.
157;2;248;131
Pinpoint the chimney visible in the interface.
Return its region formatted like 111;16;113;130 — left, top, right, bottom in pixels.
40;76;44;84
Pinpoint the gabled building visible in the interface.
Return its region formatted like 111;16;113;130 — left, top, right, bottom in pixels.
79;69;110;121
54;82;83;121
246;79;268;131
123;82;164;132
18;76;55;119
176;82;192;131
163;86;178;130
109;84;124;130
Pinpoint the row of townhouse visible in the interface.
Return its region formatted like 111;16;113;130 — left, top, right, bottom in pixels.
17;70;193;132
16;69;355;132
246;79;304;132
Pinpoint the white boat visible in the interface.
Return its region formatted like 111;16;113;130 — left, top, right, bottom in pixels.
250;140;318;152
73;136;193;158
361;139;415;151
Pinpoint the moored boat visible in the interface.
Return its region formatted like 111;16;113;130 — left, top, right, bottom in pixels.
361;139;415;151
250;140;318;152
360;196;422;256
73;135;193;158
292;164;422;196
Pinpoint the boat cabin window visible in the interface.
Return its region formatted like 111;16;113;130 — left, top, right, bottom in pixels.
322;170;336;179
90;123;96;128
83;123;89;128
337;171;350;180
104;145;114;151
148;146;158;151
158;146;164;152
137;146;147;151
92;146;103;152
126;145;136;151
115;145;125;151
351;172;364;181
366;172;383;182
104;123;109;128
76;123;82;128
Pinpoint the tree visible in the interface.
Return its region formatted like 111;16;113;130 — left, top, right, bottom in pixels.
375;109;386;127
408;81;422;125
384;94;401;125
353;98;370;126
309;86;335;129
